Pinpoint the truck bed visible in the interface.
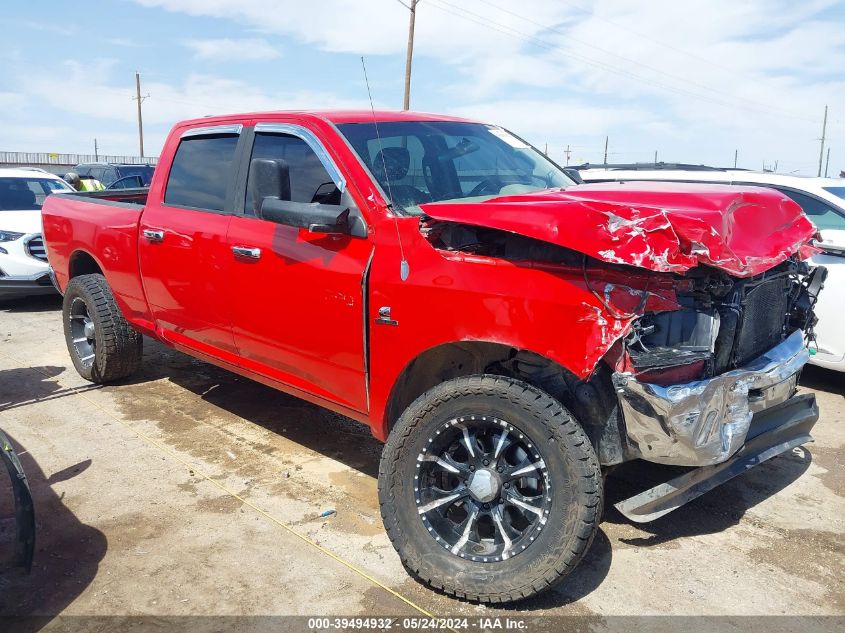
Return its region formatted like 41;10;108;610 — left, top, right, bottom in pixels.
41;189;153;327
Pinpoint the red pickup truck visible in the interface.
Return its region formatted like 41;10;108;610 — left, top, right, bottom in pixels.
42;110;825;603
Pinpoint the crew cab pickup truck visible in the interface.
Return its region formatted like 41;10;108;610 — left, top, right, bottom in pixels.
42;111;825;603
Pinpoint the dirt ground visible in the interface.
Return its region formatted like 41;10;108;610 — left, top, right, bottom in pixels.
0;294;842;629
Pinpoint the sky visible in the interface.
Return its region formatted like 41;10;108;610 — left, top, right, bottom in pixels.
1;0;844;175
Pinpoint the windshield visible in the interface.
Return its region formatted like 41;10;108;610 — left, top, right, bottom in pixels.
118;165;155;185
0;177;71;211
336;121;574;215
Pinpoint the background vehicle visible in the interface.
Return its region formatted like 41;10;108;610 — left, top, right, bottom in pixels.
72;163;155;188
576;165;845;372
43;112;823;603
0;168;72;298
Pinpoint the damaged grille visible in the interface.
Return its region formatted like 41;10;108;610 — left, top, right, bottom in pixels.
733;275;790;366
631;264;802;384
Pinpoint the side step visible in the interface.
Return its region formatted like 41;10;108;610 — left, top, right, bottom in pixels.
614;394;819;523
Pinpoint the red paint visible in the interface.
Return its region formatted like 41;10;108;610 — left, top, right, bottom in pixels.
422;182;818;278
42;111;819;442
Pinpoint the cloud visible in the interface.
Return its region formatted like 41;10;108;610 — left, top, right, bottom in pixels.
4;61;370;154
184;37;280;61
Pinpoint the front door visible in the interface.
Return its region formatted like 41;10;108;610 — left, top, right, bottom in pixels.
227;124;372;411
139;125;242;361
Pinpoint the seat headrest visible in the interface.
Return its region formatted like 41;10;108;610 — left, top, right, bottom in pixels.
4;187;37;209
373;147;410;184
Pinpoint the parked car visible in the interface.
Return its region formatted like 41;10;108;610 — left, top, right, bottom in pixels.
43;111;824;603
576;165;845;371
0;168;72;298
72;163;155;188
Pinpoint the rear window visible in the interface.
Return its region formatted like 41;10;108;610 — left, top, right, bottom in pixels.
118;165;155;185
0;177;71;211
164;135;239;212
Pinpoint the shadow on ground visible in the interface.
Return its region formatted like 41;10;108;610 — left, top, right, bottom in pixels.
0;431;107;631
602;443;812;547
0;295;62;315
113;338;384;478
800;364;844;398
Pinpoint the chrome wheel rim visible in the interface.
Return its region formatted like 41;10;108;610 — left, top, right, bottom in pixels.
69;297;96;368
415;416;551;562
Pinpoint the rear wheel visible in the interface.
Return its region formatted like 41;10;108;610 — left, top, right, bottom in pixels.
62;274;142;383
379;375;602;603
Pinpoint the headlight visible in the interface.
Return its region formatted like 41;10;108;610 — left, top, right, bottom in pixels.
0;231;25;242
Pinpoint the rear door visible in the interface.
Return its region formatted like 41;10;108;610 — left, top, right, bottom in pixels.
227;122;372;411
138;124;243;361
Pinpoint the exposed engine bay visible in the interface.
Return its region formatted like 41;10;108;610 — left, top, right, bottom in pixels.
620;259;826;386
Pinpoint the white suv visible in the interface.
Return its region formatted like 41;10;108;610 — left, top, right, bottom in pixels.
0;168;73;299
576;167;845;372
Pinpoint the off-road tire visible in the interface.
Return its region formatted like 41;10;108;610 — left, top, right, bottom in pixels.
62;274;142;383
379;374;603;603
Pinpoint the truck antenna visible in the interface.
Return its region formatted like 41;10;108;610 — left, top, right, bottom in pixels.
361;56;409;281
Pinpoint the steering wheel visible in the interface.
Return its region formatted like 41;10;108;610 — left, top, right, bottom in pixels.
467;177;505;197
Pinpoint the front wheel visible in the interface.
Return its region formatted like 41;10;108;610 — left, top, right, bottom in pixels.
62;274;142;383
378;375;603;603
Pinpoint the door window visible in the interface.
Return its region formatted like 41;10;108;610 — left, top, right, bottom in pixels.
165;134;239;212
776;188;845;231
245;133;340;215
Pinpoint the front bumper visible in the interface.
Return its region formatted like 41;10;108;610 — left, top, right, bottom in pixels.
614;393;818;522
612;330;809;467
0;272;58;298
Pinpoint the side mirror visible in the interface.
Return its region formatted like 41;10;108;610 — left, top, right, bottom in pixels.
250;158;291;214
260;198;352;235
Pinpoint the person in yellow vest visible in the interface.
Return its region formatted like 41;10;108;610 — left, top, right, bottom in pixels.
63;172;106;191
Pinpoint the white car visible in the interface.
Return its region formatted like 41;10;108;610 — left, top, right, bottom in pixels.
576;167;845;372
0;168;73;299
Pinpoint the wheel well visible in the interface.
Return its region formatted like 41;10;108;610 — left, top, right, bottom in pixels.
69;251;103;278
384;341;624;464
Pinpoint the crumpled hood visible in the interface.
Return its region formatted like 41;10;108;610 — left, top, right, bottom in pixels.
419;181;819;277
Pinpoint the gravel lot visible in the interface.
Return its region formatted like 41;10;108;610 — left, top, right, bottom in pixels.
0;295;842;628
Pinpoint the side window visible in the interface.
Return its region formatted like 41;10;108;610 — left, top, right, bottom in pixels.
777;189;845;230
245;133;339;215
102;168;118;184
89;167;105;182
165;134;239;212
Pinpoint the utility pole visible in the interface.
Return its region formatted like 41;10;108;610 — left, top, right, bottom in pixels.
544;143;548;155
818;105;828;177
565;144;571;166
132;72;149;158
734;149;738;168
825;147;831;177
654;150;658;164
94;138;98;161
400;0;420;111
603;136;608;164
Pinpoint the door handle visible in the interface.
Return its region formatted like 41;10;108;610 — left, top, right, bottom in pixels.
142;229;165;242
232;246;261;260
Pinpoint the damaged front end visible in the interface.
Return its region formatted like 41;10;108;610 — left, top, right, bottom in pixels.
611;259;826;467
419;183;826;521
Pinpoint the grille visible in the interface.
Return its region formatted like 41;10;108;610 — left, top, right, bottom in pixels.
25;235;48;262
733;276;789;366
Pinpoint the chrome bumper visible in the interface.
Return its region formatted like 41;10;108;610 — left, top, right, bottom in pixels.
612;330;810;467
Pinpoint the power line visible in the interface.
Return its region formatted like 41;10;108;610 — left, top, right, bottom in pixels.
473;0;814;122
428;0;818;123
